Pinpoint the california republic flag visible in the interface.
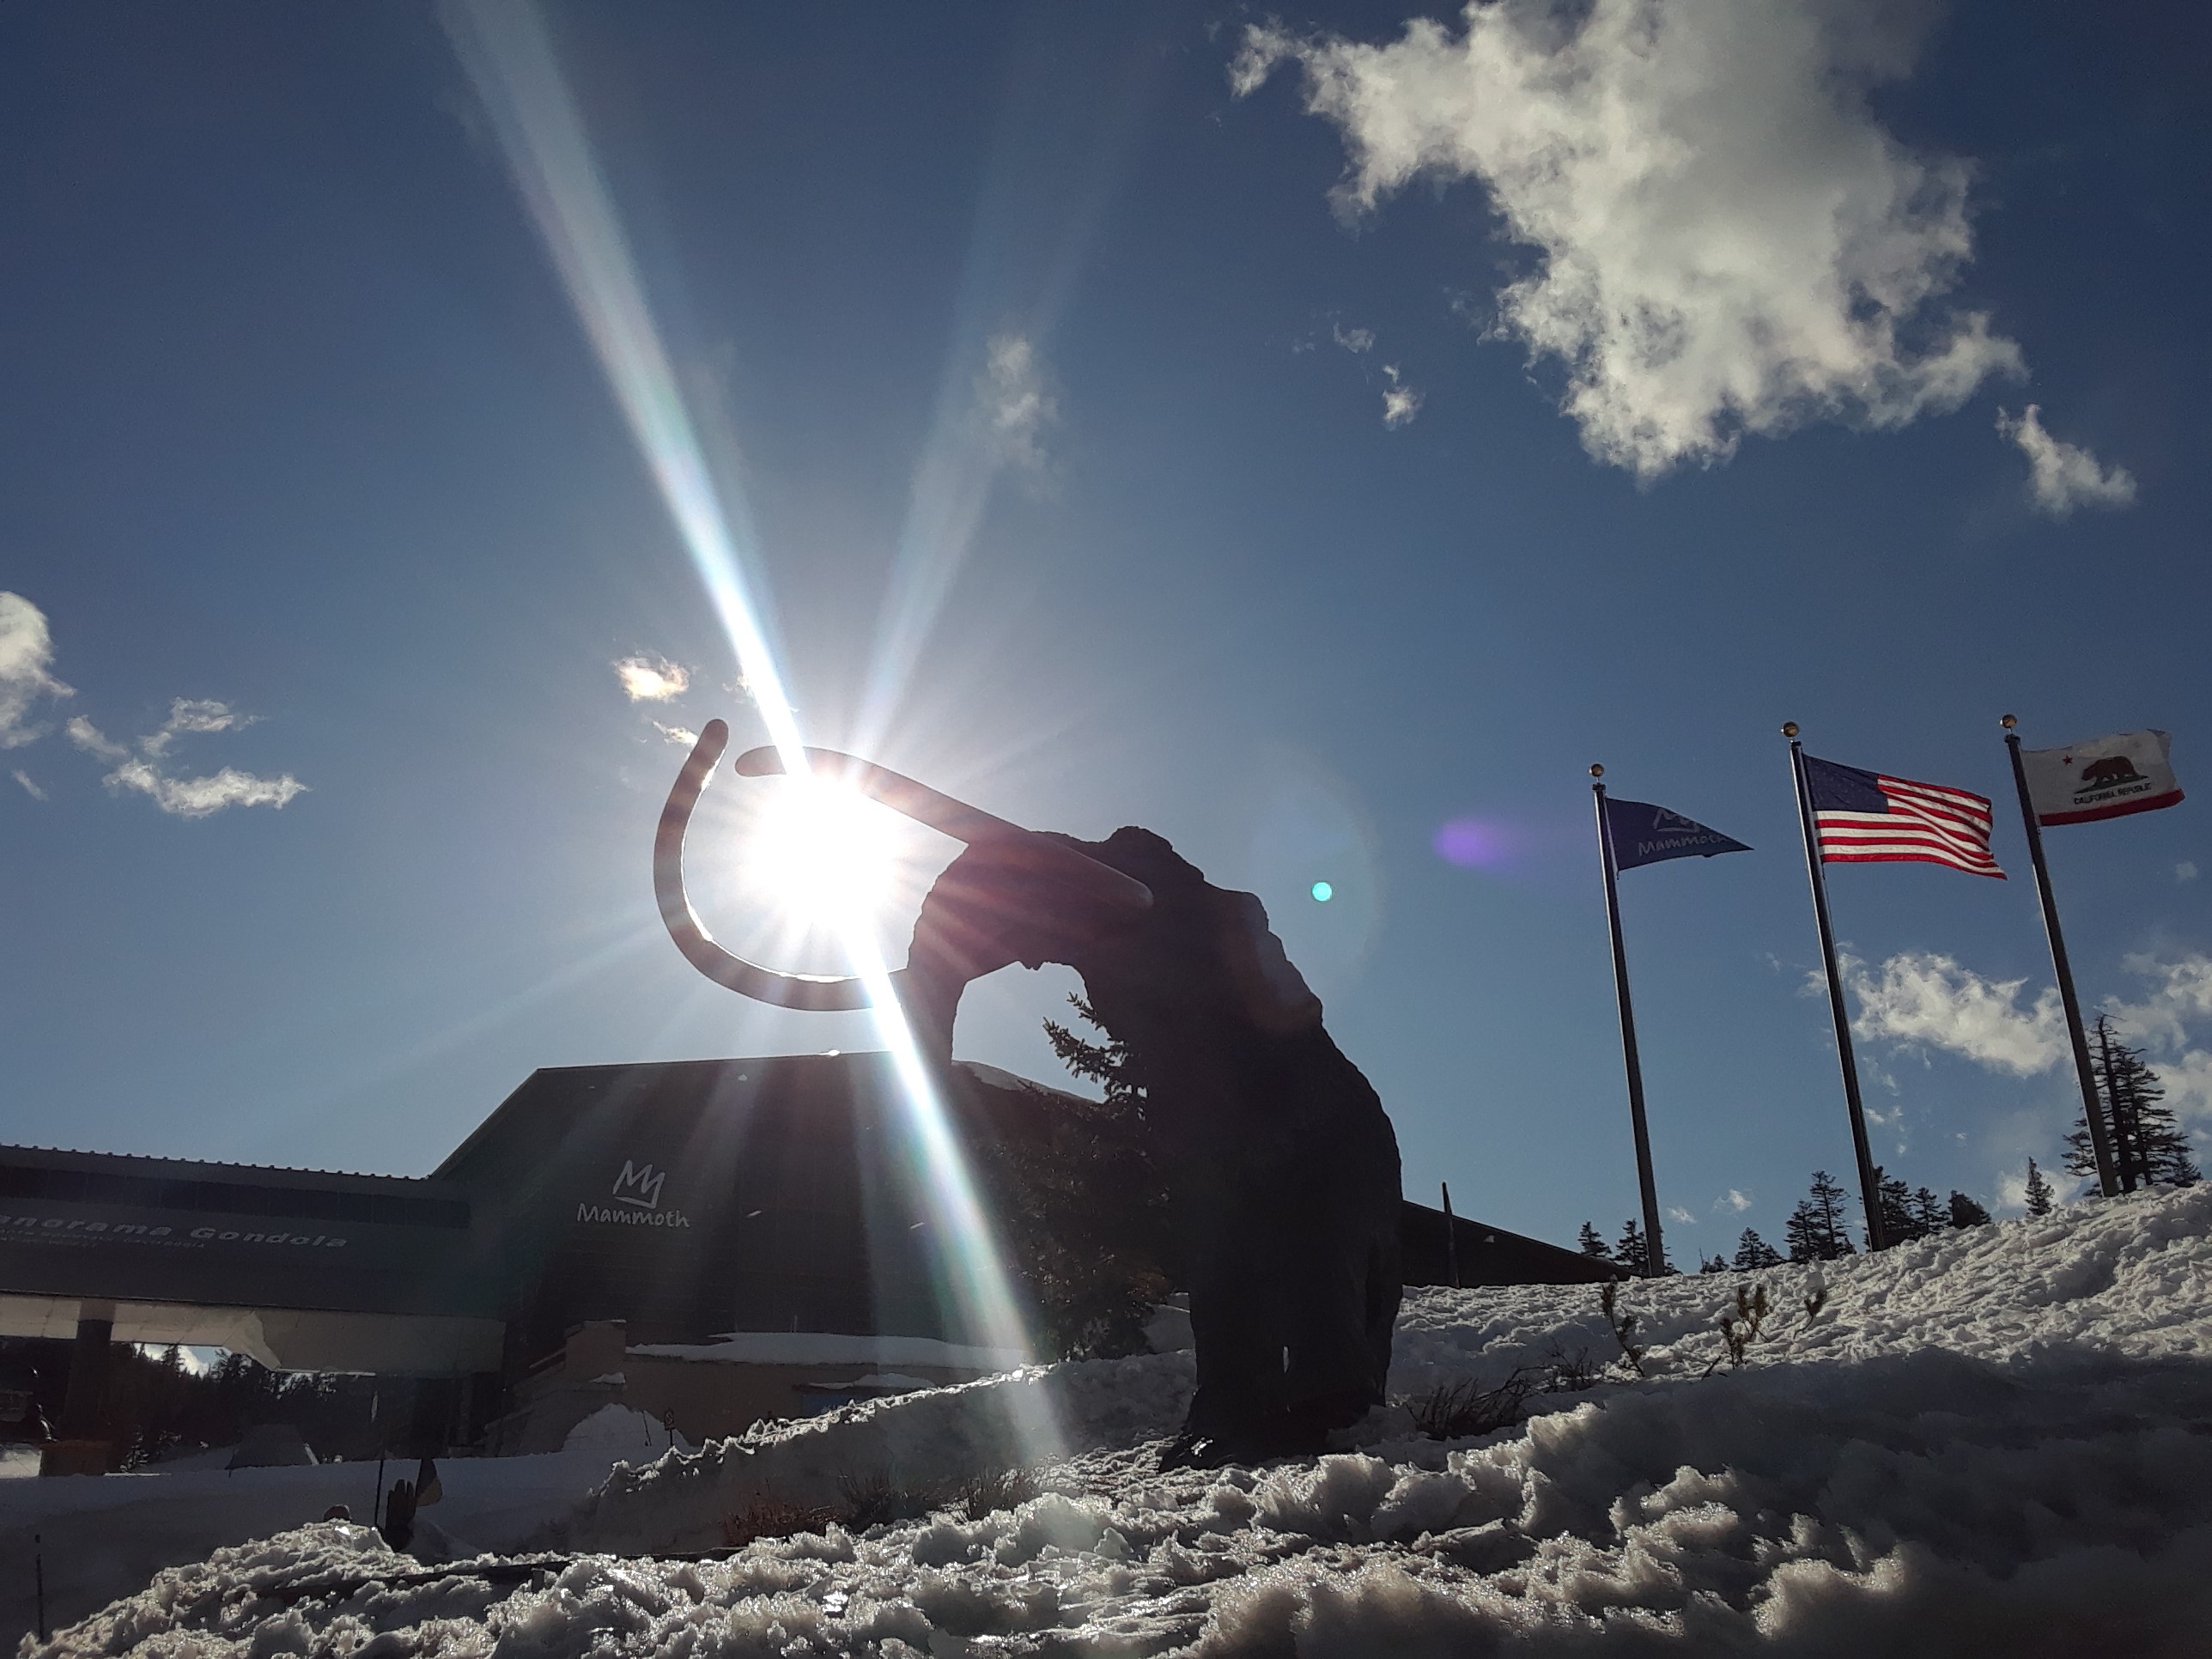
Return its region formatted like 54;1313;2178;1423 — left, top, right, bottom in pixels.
2021;730;2184;826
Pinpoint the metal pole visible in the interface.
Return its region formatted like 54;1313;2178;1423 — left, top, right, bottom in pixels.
1440;1182;1461;1290
2002;717;2120;1197
1783;726;1887;1251
1591;768;1666;1276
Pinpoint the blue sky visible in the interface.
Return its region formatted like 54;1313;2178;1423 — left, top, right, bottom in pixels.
3;1;2209;1263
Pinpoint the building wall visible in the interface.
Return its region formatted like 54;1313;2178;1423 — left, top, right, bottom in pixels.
439;1054;966;1359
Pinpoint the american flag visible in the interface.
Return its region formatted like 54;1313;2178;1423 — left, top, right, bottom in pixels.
1801;755;2005;878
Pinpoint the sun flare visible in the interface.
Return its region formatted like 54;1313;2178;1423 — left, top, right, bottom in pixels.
742;773;903;928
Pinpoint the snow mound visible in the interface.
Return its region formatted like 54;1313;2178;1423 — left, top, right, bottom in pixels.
561;1405;690;1455
27;1185;2212;1657
558;1349;1194;1556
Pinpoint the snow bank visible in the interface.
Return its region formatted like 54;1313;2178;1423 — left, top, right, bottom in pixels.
23;1186;2212;1656
1;1442;676;1644
627;1333;1028;1370
561;1405;690;1455
558;1350;1194;1557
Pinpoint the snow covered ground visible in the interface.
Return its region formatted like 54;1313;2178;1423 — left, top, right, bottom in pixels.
0;1409;681;1644
20;1185;2212;1656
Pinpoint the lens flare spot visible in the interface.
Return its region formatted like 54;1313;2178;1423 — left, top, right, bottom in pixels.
1310;881;1334;902
1433;817;1510;869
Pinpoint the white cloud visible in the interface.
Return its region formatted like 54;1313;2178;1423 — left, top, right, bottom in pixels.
1715;1189;1753;1214
139;697;249;758
103;760;307;819
613;654;691;702
1665;1206;1695;1226
1332;324;1375;354
5;599;306;818
1837;947;2212;1143
2107;952;2212;1056
1996;404;2136;516
0;592;73;748
1233;1;2025;479
66;715;130;764
1381;363;1424;428
71;708;304;818
12;769;46;801
652;720;699;747
976;331;1059;474
1838;950;2065;1077
2180;862;2199;884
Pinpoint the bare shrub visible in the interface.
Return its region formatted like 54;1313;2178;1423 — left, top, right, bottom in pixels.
720;1494;842;1548
1540;1341;1606;1393
1600;1280;1647;1376
720;1463;1042;1547
1409;1369;1540;1439
1699;1282;1773;1376
959;1465;1042;1519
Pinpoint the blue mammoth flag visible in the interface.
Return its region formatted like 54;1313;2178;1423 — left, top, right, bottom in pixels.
1604;797;1752;871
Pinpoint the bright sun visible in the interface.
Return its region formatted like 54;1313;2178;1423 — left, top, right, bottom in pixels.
742;772;903;927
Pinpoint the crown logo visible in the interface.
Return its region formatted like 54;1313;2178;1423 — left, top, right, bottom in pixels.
610;1160;666;1210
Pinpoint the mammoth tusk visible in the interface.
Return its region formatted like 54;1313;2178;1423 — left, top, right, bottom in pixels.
653;720;876;1010
730;744;1154;916
653;725;1155;1012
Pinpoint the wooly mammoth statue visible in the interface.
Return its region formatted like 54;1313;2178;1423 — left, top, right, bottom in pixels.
657;721;1401;1464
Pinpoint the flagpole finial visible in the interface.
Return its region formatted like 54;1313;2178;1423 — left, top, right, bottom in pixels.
1781;721;1800;738
1589;763;1604;779
2001;714;2018;731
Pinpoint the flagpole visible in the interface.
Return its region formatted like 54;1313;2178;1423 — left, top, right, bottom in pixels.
1783;725;1887;1252
1591;766;1665;1277
2001;714;2121;1198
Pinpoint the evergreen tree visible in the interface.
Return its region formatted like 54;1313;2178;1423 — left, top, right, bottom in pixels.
1875;1168;1917;1246
1911;1188;1947;1237
1731;1228;1784;1270
2023;1158;2055;1218
2066;1017;2202;1190
1577;1222;1612;1261
1946;1191;1991;1229
1784;1170;1857;1261
1868;1169;1948;1247
1698;1253;1727;1274
969;996;1177;1358
1613;1218;1650;1277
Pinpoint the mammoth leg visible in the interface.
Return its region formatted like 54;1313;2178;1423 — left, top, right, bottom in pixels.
1176;1171;1291;1446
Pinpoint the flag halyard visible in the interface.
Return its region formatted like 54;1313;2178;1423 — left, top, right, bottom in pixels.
1802;755;2004;878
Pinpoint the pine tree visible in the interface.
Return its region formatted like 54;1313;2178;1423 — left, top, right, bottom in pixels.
1875;1168;1918;1246
1784;1170;1857;1261
1613;1218;1650;1277
1698;1253;1726;1273
1731;1227;1784;1270
1946;1191;1991;1228
969;996;1178;1358
2023;1158;2055;1218
1911;1188;1947;1237
1577;1222;1613;1261
2065;1017;2203;1190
